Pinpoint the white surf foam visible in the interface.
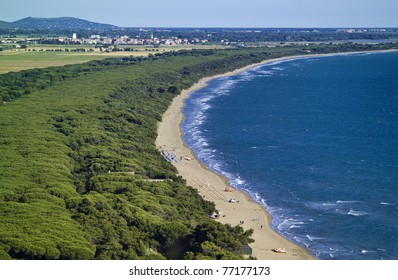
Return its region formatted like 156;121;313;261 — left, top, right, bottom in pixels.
380;202;393;205
306;234;324;242
336;200;360;204
348;209;368;216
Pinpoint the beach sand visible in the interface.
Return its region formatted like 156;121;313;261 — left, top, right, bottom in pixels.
156;56;321;260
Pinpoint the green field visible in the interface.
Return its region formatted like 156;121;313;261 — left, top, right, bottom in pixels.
0;51;112;73
0;44;229;74
0;49;150;74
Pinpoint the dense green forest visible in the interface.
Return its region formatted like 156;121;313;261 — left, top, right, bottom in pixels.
0;43;397;260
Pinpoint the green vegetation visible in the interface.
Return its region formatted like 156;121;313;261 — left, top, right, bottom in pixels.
1;43;397;260
0;45;228;74
0;51;113;74
0;46;153;75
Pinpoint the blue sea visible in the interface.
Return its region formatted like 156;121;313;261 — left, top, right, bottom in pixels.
182;51;398;260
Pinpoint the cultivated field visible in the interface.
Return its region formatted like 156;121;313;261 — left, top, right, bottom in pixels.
0;44;227;74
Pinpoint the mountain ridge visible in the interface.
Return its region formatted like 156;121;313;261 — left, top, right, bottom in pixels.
1;17;119;30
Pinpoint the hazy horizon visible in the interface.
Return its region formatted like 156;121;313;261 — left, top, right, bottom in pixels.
2;0;397;28
2;16;398;29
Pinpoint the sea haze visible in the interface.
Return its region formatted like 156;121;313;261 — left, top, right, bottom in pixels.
182;51;398;260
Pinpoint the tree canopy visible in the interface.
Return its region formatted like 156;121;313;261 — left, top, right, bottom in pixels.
1;43;397;259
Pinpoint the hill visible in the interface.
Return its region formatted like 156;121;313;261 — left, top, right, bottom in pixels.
10;17;118;30
0;20;10;28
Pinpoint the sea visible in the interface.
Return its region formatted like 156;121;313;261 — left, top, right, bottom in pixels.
182;51;398;260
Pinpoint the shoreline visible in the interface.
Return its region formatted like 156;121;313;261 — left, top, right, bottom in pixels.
155;50;397;260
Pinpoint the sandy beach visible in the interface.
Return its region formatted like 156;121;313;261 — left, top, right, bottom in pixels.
156;55;320;260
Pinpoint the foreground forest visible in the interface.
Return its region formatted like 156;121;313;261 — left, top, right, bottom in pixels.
0;43;397;260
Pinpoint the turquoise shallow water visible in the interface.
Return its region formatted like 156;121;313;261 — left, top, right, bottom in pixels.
183;52;398;260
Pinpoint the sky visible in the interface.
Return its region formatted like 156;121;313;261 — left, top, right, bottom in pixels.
1;0;397;28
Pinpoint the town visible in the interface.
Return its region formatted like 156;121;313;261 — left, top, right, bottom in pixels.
64;32;210;46
1;32;212;49
2;26;398;52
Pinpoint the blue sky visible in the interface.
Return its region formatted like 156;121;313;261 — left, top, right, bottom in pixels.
1;0;397;27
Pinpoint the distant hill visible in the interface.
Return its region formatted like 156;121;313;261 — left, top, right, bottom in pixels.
8;17;118;30
0;20;11;28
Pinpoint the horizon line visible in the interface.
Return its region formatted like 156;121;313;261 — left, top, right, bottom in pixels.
2;17;398;30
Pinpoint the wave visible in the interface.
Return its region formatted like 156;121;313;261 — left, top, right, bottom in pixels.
336;200;360;204
233;177;245;186
306;234;325;242
380;202;394;205
305;201;339;212
236;71;257;82
275;216;306;232
348;209;368;216
256;70;274;76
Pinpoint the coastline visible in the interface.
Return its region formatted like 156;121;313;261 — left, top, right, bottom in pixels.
156;54;319;260
155;50;396;260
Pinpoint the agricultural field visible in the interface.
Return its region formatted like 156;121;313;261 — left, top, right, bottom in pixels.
0;51;114;74
0;44;228;74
